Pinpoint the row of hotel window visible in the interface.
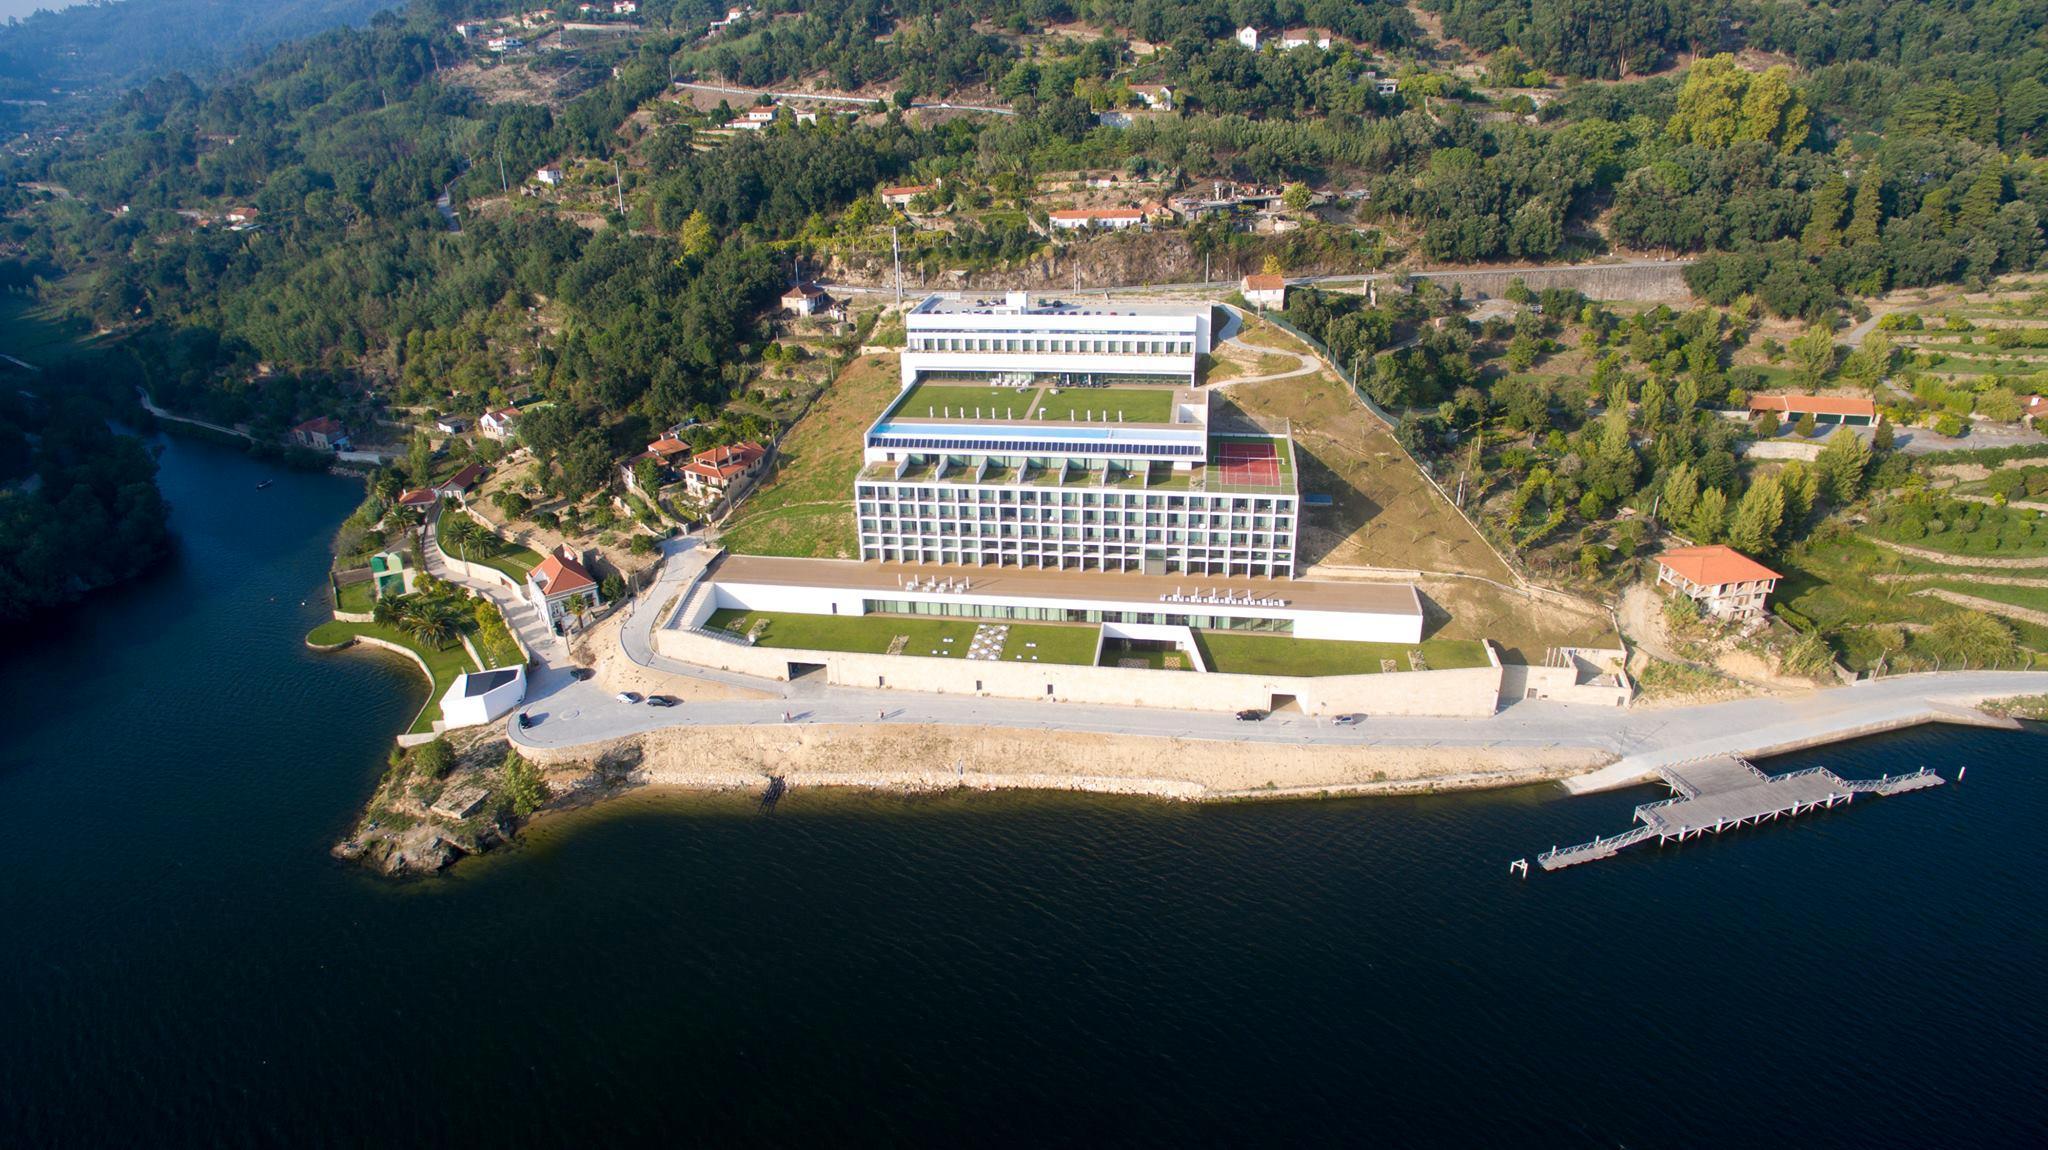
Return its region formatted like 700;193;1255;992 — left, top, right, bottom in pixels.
871;437;1203;456
864;599;1294;631
858;506;1290;527
859;555;1294;576
861;528;1292;548
907;336;1195;356
856;486;1294;513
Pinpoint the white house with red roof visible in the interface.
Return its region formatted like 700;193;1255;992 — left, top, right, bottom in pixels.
526;545;600;627
434;463;486;501
1048;207;1146;231
680;441;766;502
396;487;441;513
1654;545;1782;622
781;282;827;316
479;407;522;442
880;182;936;207
1746;393;1876;427
1241;273;1287;310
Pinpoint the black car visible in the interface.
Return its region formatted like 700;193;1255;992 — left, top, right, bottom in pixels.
517;712;533;729
646;695;678;708
1235;708;1267;722
569;668;594;681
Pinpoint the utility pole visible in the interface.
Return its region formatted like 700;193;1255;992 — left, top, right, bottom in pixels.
614;157;625;215
496;150;507;194
891;226;903;309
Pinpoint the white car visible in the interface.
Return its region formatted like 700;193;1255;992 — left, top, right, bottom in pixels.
615;692;643;704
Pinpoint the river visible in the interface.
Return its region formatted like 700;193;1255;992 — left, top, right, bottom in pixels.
1;434;2043;1147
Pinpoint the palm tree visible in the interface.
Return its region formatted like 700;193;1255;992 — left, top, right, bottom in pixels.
399;599;462;649
439;513;479;562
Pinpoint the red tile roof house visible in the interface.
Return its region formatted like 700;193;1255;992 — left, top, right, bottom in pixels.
290;416;350;451
1746;394;1877;427
395;487;442;513
781;282;827;316
680;441;767;503
1047;207;1146;231
1240;273;1287;310
879;182;936;207
434;463;486;501
479;407;522;442
526;545;601;628
1654;545;1783;622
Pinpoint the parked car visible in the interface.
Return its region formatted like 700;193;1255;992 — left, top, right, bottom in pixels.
570;668;594;681
615;691;643;704
1235;708;1266;722
646;695;677;708
1332;714;1359;726
517;712;534;729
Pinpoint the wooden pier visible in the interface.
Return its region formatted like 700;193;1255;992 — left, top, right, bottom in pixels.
1532;755;1943;872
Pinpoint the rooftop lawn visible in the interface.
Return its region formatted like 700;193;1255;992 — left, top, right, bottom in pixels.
892;382;1178;425
1194;632;1491;677
306;619;480;734
335;578;376;615
704;609;1099;665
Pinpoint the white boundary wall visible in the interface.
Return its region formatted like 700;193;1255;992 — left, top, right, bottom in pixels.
655;625;1501;717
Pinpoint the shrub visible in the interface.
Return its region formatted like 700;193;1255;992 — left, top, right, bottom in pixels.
413;738;454;780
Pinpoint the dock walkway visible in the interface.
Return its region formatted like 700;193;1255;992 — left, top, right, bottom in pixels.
1532;755;1943;872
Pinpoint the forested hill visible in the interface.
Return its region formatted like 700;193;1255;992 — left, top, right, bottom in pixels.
0;0;404;102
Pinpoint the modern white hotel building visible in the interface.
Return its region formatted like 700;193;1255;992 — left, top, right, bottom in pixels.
857;292;1300;578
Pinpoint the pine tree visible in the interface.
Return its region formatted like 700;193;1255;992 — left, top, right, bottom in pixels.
1688;487;1729;543
1727;477;1785;555
1958;164;2005;231
1872;416;1894;452
1816;427;1873;503
1845;172;1885;247
1661;461;1699;526
1802;176;1847;255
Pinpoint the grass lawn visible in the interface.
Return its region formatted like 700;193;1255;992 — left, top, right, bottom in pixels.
476;542;542;582
703;609;1099;664
335;578;376;615
306;619;479;734
895;381;1177;425
0;290;103;366
1194;631;1491;676
721;354;900;559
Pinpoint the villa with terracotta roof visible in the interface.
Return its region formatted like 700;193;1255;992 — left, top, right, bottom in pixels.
880;183;936;206
291;417;349;451
681;441;767;501
479;407;522;442
435;464;486;500
526;546;600;627
1746;394;1876;427
395;487;440;512
1654;545;1782;622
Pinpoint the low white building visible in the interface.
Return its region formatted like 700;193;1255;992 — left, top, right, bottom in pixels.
1280;28;1331;50
1235;26;1260;50
782;283;827;316
697;555;1426;644
439;666;527;728
1241;273;1287;310
1129;84;1173;110
899;290;1213;388
479;407;521;442
536;167;564;186
1047;208;1146;231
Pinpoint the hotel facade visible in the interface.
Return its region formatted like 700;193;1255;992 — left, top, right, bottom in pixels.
856;292;1300;578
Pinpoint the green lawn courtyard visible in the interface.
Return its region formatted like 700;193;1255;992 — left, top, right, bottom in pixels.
1193;632;1491;677
704;609;1100;665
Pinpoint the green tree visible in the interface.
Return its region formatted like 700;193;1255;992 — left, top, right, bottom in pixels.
1727;477;1785;555
1660;461;1699;526
407;431;434;486
1925;610;2018;668
1790;324;1837;387
1802;176;1847;256
413;738;454;781
1282;183;1312;212
679;209;716;259
1815;427;1872;503
1795;411;1818;438
1687;486;1729;542
600;572;626;603
1872;416;1894;452
1736;65;1808;153
1845;173;1884;248
502;749;547;817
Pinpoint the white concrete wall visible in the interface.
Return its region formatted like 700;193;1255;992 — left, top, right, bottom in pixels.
900;349;1196;385
441;666;528;728
655;626;1500;717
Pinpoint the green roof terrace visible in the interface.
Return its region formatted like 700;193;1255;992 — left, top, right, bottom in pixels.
889;381;1188;427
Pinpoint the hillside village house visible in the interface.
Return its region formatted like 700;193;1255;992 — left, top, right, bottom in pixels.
622;436;689;494
782;283;827;316
1129;84;1173;110
527;546;600;628
435;463;485;502
479;407;521;442
1280;28;1332;50
536;167;564;186
1654;545;1782;622
880;182;935;207
291;417;349;451
395;487;441;514
1241;273;1287;310
1048;207;1145;231
1747;393;1876;427
2020;394;2045;425
434;416;467;435
681;441;767;502
1234;26;1259;50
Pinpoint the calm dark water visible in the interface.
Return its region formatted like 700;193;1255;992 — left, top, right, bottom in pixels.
2;436;2044;1148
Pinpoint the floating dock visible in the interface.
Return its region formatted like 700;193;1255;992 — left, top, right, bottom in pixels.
1527;755;1943;872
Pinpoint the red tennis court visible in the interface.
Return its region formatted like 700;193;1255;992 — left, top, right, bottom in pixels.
1212;440;1280;486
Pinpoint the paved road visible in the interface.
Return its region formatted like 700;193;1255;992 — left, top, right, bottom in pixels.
820;259;1696;299
674;81;1015;115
